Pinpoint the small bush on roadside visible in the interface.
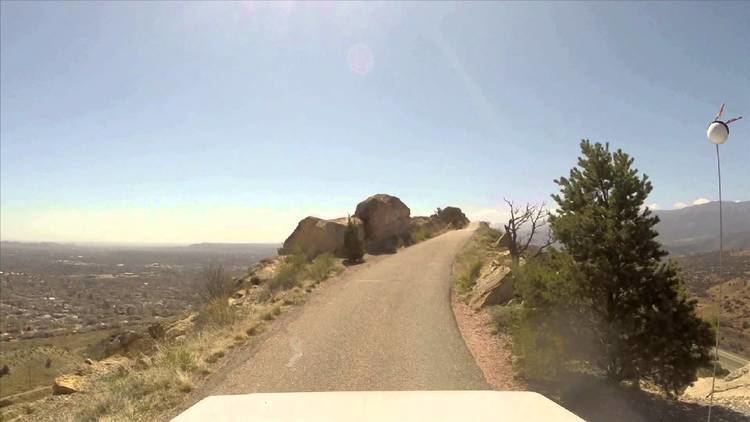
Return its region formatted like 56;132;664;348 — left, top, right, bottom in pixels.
160;347;199;373
412;226;434;243
268;254;307;292
198;264;234;302
488;304;522;334
197;298;236;327
308;253;336;282
456;251;483;294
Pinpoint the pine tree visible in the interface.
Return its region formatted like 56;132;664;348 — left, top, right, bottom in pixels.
343;216;364;263
549;140;714;395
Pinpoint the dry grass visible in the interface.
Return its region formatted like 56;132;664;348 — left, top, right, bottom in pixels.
307;253;337;282
453;223;503;297
8;251;349;421
64;308;264;421
196;298;237;327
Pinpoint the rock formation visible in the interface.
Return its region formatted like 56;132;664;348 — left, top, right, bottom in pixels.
279;216;364;259
354;194;411;253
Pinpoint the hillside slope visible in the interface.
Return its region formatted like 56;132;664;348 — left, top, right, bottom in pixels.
654;201;750;255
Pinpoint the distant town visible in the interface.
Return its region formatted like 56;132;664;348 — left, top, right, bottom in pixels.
0;242;278;342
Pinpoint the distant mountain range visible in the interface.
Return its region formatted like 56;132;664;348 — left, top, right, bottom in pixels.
655;201;750;255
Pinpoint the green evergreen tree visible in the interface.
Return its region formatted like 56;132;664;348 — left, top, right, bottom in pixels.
343;216;364;263
549;140;714;395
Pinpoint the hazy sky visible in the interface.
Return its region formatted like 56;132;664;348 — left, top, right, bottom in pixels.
2;1;749;243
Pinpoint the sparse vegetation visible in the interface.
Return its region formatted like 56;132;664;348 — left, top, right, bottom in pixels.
454;223;500;295
199;264;234;301
307;253;337;282
411;225;434;243
268;254;307;292
0;244;349;420
196;298;237;327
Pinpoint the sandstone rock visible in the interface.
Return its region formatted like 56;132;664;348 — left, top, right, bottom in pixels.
165;313;198;339
355;194;411;253
95;356;130;375
470;265;514;309
279;216;364;259
53;374;85;395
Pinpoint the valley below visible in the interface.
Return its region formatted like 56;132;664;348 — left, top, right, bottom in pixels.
0;242;277;400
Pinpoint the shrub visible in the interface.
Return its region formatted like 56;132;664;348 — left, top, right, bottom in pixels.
513;315;566;380
513;252;594;378
268;254;306;292
412;225;433;243
343;217;364;263
697;361;729;378
308;253;336;282
456;251;483;294
198;265;233;302
197;298;236;327
488;304;522;334
161;347;199;372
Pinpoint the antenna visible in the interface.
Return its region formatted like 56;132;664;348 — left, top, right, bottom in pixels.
706;103;741;422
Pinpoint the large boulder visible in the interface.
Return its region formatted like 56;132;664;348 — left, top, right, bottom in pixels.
355;194;411;253
469;264;514;309
279;216;364;259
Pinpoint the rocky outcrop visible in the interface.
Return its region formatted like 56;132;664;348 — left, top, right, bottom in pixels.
165;313;198;339
469;263;514;309
355;194;411;253
277;195;468;257
279;216;364;259
53;374;85;395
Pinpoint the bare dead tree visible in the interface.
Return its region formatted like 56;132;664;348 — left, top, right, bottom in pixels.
501;199;553;263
